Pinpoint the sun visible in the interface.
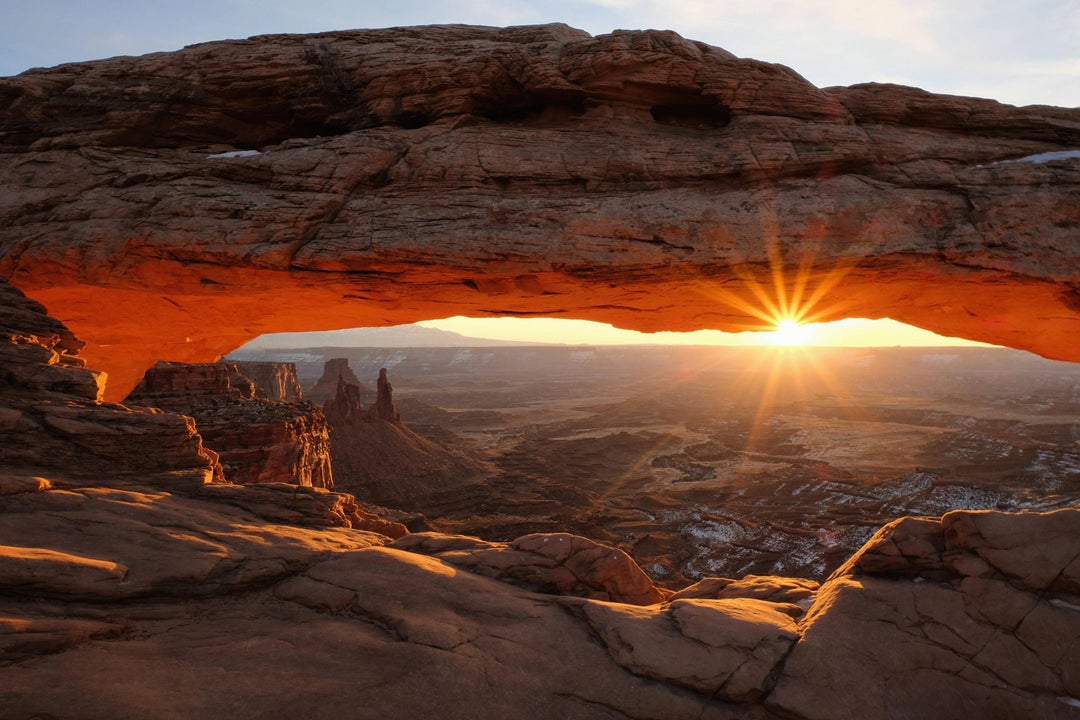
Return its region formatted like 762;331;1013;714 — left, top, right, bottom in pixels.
767;318;815;346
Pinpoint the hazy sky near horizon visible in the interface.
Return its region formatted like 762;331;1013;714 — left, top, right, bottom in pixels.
4;1;1074;347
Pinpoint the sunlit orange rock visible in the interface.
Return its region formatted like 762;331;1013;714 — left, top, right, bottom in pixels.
0;277;222;488
0;24;1078;403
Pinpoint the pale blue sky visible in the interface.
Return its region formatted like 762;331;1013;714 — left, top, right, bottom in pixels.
3;0;1078;107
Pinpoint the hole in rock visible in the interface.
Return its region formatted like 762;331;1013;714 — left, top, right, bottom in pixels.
219;315;1080;587
473;88;588;125
650;96;731;130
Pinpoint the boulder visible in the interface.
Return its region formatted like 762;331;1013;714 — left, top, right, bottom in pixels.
393;531;668;605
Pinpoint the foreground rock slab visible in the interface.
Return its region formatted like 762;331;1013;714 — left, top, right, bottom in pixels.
768;509;1080;720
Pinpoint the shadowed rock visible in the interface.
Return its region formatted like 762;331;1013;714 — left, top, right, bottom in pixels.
322;369;489;512
306;358;367;405
372;367;400;422
233;361;303;402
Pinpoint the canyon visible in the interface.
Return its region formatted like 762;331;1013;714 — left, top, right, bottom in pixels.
1;23;1079;720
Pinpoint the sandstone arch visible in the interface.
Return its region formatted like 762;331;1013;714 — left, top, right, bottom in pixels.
1;24;1078;401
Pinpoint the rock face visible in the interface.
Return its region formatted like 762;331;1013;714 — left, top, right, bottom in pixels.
321;368;489;511
372;367;400;422
306;357;367;404
393;531;669;605
126;361;334;488
768;509;1080;720
233;361;303;402
0;277;221;489
0;25;1077;399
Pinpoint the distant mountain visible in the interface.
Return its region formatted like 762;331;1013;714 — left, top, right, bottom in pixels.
236;324;554;350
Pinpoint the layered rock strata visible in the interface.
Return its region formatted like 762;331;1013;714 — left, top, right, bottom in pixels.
321;368;489;511
0;25;1077;399
306;357;367;404
233;361;303;402
1;23;1079;720
126;361;333;488
0;277;221;489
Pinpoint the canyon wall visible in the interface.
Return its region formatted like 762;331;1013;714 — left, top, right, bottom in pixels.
0;25;1077;399
0;277;222;489
234;361;304;402
126;361;333;488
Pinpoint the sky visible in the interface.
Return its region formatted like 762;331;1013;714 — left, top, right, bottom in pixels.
4;1;1076;347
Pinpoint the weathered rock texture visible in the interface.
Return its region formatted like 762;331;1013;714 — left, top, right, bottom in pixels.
2;24;1080;720
0;277;221;489
233;361;303;402
322;369;489;510
0;25;1078;399
306;358;367;404
126;361;333;488
372;367;400;422
768;509;1080;720
393;531;669;605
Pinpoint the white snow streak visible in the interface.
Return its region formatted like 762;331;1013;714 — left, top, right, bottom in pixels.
206;150;262;159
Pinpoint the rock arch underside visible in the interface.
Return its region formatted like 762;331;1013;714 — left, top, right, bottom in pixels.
2;24;1080;720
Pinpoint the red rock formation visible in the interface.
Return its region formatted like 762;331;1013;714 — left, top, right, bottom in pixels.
0;277;222;489
322;369;489;511
126;361;333;489
0;26;1077;400
393;531;668;605
1;24;1080;719
306;358;367;405
768;509;1080;719
233;361;303;402
3;280;1080;718
200;482;407;538
372;367;400;422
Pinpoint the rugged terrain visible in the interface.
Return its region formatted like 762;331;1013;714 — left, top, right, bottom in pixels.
320;362;489;512
0;25;1078;397
3;277;1080;718
237;343;1080;585
125;360;334;488
2;22;1080;719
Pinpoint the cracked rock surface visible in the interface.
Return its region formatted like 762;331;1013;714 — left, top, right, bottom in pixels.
1;275;1079;719
393;531;669;605
768;509;1080;720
